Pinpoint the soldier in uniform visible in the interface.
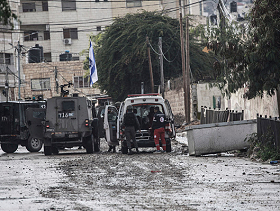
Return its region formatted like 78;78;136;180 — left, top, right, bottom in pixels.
122;105;141;155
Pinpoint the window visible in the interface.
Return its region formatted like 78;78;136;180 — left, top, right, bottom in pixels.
31;78;51;90
42;1;48;11
24;31;38;41
74;76;89;88
62;101;75;111
22;3;36;12
44;31;50;40
126;0;141;8
96;26;101;31
72;56;79;61
33;111;46;119
44;53;51;62
62;0;76;11
63;28;78;39
0;53;12;65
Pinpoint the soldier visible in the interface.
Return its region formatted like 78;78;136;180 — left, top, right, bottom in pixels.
122;105;141;155
107;107;118;153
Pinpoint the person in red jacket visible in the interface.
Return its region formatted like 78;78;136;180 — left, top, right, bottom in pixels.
151;106;166;153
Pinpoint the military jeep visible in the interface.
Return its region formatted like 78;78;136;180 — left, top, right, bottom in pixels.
0;101;46;153
42;96;99;155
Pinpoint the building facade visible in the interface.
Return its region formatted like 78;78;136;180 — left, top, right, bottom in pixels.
2;0;206;101
20;61;101;100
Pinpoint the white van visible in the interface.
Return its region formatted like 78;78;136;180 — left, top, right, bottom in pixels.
104;94;176;153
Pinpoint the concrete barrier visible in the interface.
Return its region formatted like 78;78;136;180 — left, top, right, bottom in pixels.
185;119;257;156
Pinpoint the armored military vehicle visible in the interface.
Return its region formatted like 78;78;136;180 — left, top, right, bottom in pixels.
42;96;99;155
0;101;46;153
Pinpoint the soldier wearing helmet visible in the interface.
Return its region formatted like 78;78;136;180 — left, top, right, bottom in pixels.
122;105;141;155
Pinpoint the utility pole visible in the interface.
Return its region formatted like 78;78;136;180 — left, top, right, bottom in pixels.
146;36;154;93
159;37;164;98
55;66;58;93
5;66;9;102
179;0;189;124
185;16;191;123
17;41;21;100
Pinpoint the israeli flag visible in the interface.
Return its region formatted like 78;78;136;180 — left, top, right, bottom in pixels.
89;41;98;87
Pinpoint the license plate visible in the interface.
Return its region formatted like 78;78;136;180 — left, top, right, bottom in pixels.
58;112;74;118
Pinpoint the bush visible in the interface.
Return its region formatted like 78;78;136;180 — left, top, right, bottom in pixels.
246;130;280;162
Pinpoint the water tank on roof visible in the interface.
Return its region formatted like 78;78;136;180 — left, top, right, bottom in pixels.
59;51;72;61
28;44;43;63
230;1;237;13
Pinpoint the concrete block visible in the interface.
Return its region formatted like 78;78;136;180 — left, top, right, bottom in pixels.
185;119;257;156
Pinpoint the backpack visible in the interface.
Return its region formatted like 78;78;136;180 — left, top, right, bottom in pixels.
124;112;136;126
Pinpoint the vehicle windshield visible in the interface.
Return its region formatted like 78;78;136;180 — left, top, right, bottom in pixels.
128;104;164;130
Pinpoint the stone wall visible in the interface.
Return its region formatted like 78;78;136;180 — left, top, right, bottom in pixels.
225;88;279;119
164;78;279;124
16;61;101;100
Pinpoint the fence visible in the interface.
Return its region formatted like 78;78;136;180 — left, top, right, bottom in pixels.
257;115;280;151
200;106;244;124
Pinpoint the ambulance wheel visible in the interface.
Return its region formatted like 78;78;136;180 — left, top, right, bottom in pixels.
44;146;52;156
1;143;18;153
86;135;94;154
26;137;43;152
94;137;100;152
121;145;128;154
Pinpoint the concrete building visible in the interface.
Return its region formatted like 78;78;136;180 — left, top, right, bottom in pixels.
161;0;204;19
2;0;208;101
111;0;162;18
21;61;101;100
18;0;113;62
0;27;17;102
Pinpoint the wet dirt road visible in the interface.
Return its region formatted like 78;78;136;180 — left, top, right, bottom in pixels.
0;137;280;211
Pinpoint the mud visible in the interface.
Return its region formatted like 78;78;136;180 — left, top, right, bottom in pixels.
0;135;279;211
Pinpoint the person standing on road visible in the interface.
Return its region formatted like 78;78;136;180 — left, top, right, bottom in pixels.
122;105;141;155
106;108;118;153
151;106;166;153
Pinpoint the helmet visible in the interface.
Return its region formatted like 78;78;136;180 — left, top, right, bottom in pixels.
127;105;133;111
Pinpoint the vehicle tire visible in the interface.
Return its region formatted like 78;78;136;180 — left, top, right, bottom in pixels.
52;147;59;155
92;118;99;138
26;137;43;152
44;145;52;156
86;135;94;154
94;137;100;152
121;145;128;154
1;143;18;153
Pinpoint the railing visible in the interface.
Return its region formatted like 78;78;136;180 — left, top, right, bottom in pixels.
257;115;280;151
200;106;244;124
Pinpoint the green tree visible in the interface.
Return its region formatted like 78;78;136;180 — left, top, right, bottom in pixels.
85;11;217;101
0;0;17;27
207;0;280;100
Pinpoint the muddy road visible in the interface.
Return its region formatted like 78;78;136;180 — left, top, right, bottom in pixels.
0;136;280;211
